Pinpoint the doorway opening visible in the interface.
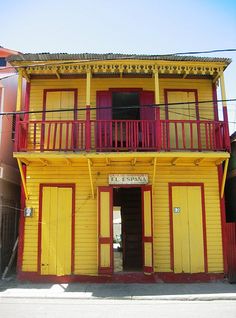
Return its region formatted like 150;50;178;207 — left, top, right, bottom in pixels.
113;187;142;272
112;92;140;120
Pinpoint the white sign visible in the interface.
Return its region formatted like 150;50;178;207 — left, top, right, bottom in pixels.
109;174;148;185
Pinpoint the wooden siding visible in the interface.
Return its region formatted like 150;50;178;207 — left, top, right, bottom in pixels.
22;163;223;275
28;78;214;121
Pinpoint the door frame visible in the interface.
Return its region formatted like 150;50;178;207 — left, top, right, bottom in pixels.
38;183;76;275
98;184;153;274
168;182;208;273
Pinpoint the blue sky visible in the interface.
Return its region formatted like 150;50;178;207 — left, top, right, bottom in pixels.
2;0;236;130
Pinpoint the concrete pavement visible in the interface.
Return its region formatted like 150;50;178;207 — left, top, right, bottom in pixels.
0;276;236;301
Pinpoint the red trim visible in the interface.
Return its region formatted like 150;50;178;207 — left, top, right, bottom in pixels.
143;236;153;242
143;266;153;274
17;271;224;283
108;88;143;92
217;166;228;274
98;267;113;275
99;238;111;244
169;186;174;271
98;186;113;275
169;183;208;273
155;272;224;283
201;185;208;273
42;89;78;121
222;107;231;151
38;183;76;275
164;89;199;120
17;165;26;273
212;83;219;121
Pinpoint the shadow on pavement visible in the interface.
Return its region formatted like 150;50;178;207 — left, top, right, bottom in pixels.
0;275;236;298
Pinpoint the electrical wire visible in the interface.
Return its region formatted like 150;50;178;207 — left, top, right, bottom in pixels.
0;98;235;117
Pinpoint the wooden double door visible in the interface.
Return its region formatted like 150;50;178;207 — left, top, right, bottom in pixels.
98;185;153;275
171;185;206;273
40;185;74;276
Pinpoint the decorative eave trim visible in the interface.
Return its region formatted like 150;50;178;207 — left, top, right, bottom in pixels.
16;60;226;78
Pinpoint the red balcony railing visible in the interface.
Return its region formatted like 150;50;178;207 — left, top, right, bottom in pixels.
15;117;230;152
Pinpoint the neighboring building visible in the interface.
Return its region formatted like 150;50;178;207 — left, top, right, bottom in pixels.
225;132;236;222
225;133;236;282
8;53;231;282
0;47;21;274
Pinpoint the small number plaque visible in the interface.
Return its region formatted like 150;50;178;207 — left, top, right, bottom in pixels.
173;207;181;213
24;207;33;217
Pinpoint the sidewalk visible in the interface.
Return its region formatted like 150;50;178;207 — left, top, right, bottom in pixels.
0;276;236;301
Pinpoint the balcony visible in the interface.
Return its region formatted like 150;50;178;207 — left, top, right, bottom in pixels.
15;116;230;153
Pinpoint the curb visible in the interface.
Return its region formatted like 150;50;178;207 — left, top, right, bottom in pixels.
1;293;236;301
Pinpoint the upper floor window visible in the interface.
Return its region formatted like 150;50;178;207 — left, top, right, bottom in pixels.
0;58;6;67
43;89;77;121
112;92;140;120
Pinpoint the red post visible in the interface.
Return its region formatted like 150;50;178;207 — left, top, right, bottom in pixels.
223;107;231;151
85;106;91;151
155;107;161;150
14;114;20;151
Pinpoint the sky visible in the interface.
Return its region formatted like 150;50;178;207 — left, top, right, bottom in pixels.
2;0;236;131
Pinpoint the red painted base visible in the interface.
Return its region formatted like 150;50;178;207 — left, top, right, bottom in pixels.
17;271;225;284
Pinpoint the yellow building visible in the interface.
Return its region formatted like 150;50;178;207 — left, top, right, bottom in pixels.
9;53;231;282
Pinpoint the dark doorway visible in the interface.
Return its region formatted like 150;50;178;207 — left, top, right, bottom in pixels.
113;187;142;272
112;92;140;120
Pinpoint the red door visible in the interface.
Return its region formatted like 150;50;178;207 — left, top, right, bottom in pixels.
140;91;155;148
96;91;112;149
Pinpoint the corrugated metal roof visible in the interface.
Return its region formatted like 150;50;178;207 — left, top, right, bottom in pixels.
7;53;232;64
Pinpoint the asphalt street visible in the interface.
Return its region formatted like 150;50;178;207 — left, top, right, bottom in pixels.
0;299;236;318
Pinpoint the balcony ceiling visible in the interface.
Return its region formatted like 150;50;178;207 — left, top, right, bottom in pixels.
14;151;229;167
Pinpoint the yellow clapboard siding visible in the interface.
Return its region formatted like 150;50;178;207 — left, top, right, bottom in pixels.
22;162;223;275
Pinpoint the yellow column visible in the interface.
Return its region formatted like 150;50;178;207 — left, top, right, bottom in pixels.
221;158;229;199
220;73;227;108
154;70;160;105
16;69;23;112
17;158;29;200
86;70;91;106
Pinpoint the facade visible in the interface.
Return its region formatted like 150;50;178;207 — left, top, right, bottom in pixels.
8;53;231;282
0;47;21;273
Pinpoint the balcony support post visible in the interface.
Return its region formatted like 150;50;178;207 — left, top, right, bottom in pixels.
221;158;229;199
17;158;29;200
87;159;95;199
152;157;157;196
154;70;160;106
85;70;91;151
220;73;230;151
154;70;161;150
86;106;91;151
16;69;23;112
86;70;91;106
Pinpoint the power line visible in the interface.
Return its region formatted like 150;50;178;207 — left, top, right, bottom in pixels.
170;49;236;55
0;98;235;117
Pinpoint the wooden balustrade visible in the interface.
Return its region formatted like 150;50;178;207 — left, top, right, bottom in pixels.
15;118;230;152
